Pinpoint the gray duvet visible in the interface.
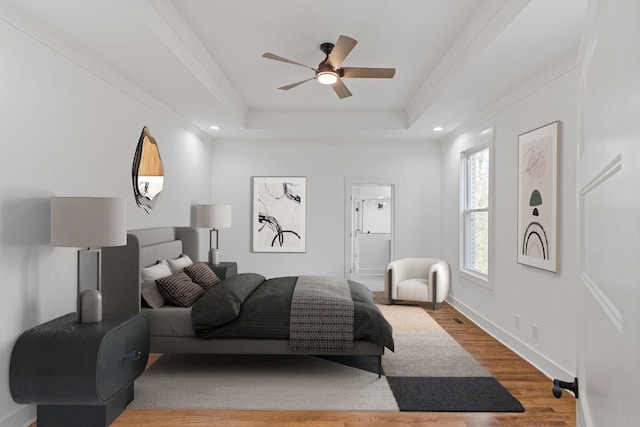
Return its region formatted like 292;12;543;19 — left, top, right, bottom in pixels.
191;273;394;351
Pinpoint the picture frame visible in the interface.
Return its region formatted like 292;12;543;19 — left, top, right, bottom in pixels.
517;121;559;272
252;176;306;252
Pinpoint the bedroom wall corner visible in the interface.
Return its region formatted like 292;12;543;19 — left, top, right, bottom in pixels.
0;17;212;424
439;64;579;380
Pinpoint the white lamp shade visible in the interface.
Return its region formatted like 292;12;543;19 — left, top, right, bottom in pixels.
197;204;231;229
51;197;127;247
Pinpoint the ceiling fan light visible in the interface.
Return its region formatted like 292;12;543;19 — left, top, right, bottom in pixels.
317;71;338;85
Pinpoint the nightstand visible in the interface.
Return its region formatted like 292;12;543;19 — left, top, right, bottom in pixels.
10;312;149;427
208;261;238;280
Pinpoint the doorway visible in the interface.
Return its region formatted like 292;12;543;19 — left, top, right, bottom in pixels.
344;177;399;291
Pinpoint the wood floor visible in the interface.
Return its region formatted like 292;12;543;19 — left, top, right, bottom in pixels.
32;302;576;426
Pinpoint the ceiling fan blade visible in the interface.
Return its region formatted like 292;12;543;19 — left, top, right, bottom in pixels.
331;78;352;99
278;78;315;90
341;67;396;78
262;53;317;71
327;35;357;69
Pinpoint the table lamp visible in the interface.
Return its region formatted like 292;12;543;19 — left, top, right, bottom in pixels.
51;197;127;323
196;204;231;265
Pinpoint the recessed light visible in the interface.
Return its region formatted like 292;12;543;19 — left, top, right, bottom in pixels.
433;126;443;131
210;125;221;130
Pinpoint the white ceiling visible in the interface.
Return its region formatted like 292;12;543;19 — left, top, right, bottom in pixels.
4;0;587;142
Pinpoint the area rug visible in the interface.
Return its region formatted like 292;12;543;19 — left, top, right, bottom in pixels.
129;305;524;412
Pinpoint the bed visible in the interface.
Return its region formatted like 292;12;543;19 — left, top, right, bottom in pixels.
101;227;393;374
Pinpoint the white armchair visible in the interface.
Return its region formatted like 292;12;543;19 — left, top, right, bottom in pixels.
384;258;451;309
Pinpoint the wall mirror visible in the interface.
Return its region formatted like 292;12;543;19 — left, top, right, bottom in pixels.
132;126;164;213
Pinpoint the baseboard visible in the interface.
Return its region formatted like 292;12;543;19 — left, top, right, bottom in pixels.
446;295;574;381
0;405;35;427
577;397;593;427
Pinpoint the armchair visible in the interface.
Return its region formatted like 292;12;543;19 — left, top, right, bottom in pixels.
385;258;450;309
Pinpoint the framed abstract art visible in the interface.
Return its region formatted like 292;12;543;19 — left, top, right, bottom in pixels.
517;121;559;272
252;176;306;252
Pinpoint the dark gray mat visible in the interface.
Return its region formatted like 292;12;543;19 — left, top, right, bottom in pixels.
320;356;524;412
386;376;525;412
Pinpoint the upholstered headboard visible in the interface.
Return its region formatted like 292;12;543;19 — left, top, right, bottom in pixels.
102;227;199;314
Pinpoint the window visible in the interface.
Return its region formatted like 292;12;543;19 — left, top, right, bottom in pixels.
461;132;491;282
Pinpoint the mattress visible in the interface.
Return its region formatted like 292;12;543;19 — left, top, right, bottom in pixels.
143;306;194;337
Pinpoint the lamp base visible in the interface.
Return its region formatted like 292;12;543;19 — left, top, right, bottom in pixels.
208;248;220;265
79;289;102;323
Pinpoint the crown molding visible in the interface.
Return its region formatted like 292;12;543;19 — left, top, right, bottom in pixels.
442;50;578;144
0;1;211;142
146;0;247;126
406;0;531;126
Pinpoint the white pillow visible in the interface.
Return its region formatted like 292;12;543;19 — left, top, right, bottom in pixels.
167;254;194;273
141;259;172;282
140;260;172;309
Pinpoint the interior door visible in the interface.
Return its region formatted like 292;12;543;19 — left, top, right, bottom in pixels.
355;198;391;278
576;0;640;425
344;178;398;292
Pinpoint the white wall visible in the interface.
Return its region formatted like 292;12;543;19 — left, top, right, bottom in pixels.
209;139;441;279
0;19;212;426
440;65;578;380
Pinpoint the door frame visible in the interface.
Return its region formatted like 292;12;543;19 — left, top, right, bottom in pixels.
344;176;400;279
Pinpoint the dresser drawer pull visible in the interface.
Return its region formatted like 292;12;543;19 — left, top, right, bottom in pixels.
123;350;142;361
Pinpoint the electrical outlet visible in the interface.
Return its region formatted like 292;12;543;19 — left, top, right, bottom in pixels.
532;324;539;340
514;315;521;330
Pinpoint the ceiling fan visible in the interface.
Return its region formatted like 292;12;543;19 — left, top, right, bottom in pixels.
262;35;395;99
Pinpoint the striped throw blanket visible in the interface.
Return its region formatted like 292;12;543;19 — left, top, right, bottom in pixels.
289;276;354;352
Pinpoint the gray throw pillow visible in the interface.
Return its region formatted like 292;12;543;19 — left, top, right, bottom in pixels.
156;272;205;307
184;262;221;290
